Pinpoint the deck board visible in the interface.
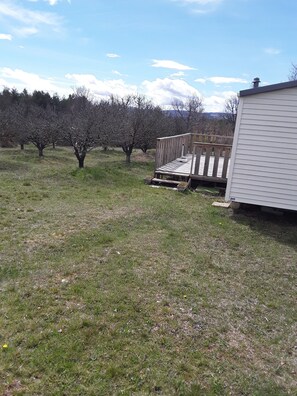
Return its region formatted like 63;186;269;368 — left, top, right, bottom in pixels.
156;154;230;178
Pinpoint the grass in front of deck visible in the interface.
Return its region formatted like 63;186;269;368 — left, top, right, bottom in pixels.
0;146;296;395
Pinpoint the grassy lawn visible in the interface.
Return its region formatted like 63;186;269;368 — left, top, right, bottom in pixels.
0;146;296;395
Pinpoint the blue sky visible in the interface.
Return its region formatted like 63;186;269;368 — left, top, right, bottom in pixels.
0;0;296;111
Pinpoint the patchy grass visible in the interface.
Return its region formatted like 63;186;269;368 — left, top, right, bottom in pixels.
0;146;296;395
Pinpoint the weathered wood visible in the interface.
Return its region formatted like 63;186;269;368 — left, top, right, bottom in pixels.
212;147;220;177
212;202;231;208
222;148;230;178
194;146;202;175
155;133;192;168
152;178;180;185
190;145;196;175
155;133;233;184
203;147;212;176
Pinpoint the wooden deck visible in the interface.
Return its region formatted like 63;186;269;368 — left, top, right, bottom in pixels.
154;134;233;185
156;153;230;179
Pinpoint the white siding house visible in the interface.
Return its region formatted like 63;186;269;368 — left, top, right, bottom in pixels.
225;80;297;211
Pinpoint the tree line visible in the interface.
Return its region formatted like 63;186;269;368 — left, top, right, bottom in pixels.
0;87;236;168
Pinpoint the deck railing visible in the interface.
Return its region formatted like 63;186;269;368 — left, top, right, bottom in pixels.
155;132;233;181
155;133;192;168
190;142;232;181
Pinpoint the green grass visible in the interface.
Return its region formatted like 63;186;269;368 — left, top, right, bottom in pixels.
0;146;296;395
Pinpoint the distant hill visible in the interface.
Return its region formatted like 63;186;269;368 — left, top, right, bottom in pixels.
164;110;225;119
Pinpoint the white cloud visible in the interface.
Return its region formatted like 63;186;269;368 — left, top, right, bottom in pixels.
0;67;69;96
195;78;206;83
65;73;137;99
0;33;12;40
14;27;38;36
0;67;236;112
0;2;61;26
195;76;248;84
171;0;223;13
170;71;185;77
142;77;200;107
106;53;120;58
47;0;71;4
264;47;281;55
28;0;71;5
204;90;237;112
0;1;63;37
177;0;221;3
152;59;195;70
112;70;122;76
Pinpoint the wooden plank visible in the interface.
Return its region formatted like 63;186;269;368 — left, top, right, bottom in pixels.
212;202;231;208
190;145;196;175
152;178;180;185
222;148;230;178
203;146;212;176
156;133;192;141
193;142;232;148
212;147;220;177
194;146;202;175
190;174;227;183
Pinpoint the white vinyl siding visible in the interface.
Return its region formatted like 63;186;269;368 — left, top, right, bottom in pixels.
226;87;297;211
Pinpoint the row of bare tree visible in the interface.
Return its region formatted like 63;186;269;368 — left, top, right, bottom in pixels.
0;87;236;167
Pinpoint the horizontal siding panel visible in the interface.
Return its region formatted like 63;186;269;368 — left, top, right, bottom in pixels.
244;99;297;108
235;161;297;177
229;189;297;203
237;137;297;150
232;174;297;187
234;157;297;169
231;180;297;194
245;91;297;101
229;195;297;211
235;149;297;162
240;118;297;129
232;164;297;177
235;155;297;168
241;113;297;125
240;121;297;132
243;108;297;119
238;134;297;145
236;147;297;159
239;126;297;139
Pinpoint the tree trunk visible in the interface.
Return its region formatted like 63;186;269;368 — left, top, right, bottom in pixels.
78;156;85;168
38;147;44;157
52;142;56;150
20;144;24;150
122;144;133;164
125;153;131;163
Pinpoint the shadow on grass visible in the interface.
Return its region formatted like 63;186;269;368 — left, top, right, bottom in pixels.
231;204;297;249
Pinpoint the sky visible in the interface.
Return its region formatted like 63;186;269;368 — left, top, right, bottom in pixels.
0;0;296;112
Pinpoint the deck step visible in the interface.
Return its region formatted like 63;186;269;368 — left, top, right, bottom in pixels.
152;178;180;185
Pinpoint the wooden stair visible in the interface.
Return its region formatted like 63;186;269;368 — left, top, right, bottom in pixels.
145;176;190;191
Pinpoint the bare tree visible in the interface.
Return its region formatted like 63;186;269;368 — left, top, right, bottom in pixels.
288;63;297;81
223;95;239;129
26;105;54;157
110;94;155;163
64;89;100;168
172;95;204;134
0;108;16;147
136;106;167;153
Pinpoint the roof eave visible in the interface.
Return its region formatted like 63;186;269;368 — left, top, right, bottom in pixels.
239;80;297;97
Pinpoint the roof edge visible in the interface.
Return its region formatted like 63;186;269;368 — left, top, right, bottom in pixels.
239;80;297;97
